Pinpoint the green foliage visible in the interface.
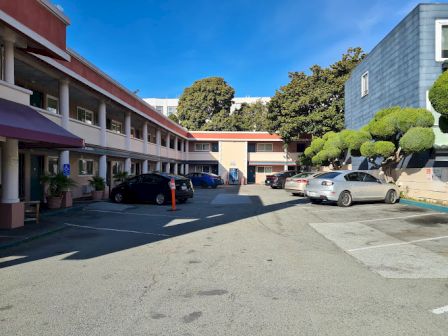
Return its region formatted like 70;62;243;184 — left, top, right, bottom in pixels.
168;113;179;124
366;107;434;139
267;47;366;142
429;70;448;117
177;77;235;130
114;171;129;183
399;127;435;153
89;175;106;191
360;142;375;158
41;173;77;197
230;101;269;131
340;129;371;150
360;141;395;159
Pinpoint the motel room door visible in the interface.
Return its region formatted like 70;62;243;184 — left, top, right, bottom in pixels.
247;165;256;184
30;155;44;201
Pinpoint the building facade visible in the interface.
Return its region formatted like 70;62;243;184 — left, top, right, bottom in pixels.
345;3;448;147
344;3;448;201
143;96;271;116
0;1;305;229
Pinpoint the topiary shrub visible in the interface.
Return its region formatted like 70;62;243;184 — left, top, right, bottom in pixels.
399;127;435;153
429;70;448;117
439;116;448;133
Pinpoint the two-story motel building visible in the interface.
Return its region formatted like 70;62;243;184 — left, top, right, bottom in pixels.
0;0;307;229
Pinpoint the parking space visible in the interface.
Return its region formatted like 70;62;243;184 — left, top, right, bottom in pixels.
2;184;448;335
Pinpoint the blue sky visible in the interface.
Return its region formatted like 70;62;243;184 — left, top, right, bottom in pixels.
55;0;426;98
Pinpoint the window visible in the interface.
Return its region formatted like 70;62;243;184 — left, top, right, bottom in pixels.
48;157;59;175
257;166;273;174
344;172;362;182
256;143;273;152
30;90;44;108
362;173;379;183
195;143;210;151
131;127;141;139
111;120;123;133
436;20;448;61
167;106;177;115
46;95;59;114
112;161;123;175
78;159;94;176
77;107;94;125
193;165;210;173
361;71;369;97
318;172;342;179
155;106;164;113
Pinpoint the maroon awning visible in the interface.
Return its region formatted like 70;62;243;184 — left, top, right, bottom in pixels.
0;97;84;148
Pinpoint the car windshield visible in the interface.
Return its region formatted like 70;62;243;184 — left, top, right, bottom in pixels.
158;173;188;180
315;172;342;179
293;173;313;178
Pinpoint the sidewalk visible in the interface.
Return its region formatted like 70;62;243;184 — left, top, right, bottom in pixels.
0;201;91;250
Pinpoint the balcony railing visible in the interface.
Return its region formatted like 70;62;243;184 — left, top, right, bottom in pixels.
188;151;220;162
248;151;300;163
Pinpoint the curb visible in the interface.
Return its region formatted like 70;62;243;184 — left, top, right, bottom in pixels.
0;225;69;251
399;198;448;213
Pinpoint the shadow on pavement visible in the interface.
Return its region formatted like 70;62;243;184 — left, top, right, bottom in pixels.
0;186;308;268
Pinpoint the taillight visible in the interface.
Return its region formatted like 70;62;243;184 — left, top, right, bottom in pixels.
321;180;334;186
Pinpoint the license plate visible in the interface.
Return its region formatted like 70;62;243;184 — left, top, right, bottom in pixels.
181;185;187;190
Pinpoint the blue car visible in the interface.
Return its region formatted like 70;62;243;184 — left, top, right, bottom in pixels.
186;172;223;189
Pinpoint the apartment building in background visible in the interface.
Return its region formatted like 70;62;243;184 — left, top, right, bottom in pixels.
344;3;448;201
0;0;306;229
143;96;271;117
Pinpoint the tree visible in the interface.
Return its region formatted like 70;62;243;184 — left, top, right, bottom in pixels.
360;107;435;181
429;70;448;117
304;129;370;169
267;47;366;142
168;113;179;124
177;77;235;130
230;101;269;131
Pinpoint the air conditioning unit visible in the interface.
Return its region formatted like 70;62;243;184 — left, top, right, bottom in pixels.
82;184;93;194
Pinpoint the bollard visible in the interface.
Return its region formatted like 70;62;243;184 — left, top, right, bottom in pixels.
169;177;176;211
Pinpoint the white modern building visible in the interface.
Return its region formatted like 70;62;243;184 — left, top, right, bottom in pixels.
143;96;271;116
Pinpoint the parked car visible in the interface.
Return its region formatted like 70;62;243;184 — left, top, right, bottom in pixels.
186;172;223;188
284;172;324;196
305;170;400;207
110;172;193;205
265;171;297;189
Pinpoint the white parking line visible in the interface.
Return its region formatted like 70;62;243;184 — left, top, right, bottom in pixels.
65;223;171;237
206;214;223;218
310;212;444;226
300;204;420;213
432;305;448;315
348;235;448;252
86;209;194;219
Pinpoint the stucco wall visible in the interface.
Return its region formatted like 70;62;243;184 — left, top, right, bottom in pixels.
219;141;248;183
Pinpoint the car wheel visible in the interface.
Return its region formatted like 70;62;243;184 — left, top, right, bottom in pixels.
177;198;187;204
337;191;352;207
114;192;124;203
155;193;166;205
310;198;322;204
385;189;398;204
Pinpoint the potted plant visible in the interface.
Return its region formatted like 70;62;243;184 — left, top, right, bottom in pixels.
113;171;129;184
41;173;77;209
89;175;106;201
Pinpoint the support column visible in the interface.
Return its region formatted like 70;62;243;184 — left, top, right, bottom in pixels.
156;161;161;172
166;133;171;151
165;162;170;173
125;111;131;151
156;129;161;157
185;164;189;174
99;155;107;179
174;163;178;175
143;122;148;154
4;39;15;84
99;100;107;147
142;160;148;174
284;145;289;171
174;137;179;152
125;158;131;174
0;139;24;229
59;79;70;130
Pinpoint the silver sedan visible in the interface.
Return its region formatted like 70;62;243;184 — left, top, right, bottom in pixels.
305;170;400;207
284;172;323;196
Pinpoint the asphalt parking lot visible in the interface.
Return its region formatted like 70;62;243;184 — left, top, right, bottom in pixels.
1;185;448;335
